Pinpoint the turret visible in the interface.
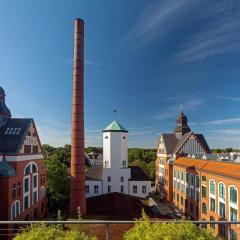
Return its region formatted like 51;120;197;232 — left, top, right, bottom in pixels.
0;86;11;126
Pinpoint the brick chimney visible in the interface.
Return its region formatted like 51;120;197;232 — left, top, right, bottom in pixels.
70;18;86;215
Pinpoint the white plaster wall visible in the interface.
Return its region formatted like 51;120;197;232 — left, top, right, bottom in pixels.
129;181;151;198
85;180;102;198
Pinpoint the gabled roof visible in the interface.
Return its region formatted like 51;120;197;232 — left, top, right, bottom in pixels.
161;133;178;154
130;166;151;181
174;131;192;153
85;165;103;181
0;118;32;154
195;134;211;153
103;120;128;133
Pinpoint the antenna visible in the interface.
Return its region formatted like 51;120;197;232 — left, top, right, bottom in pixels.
113;109;117;119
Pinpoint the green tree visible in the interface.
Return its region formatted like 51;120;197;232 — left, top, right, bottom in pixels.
130;160;147;174
14;224;96;240
44;153;70;210
146;161;155;180
124;212;219;240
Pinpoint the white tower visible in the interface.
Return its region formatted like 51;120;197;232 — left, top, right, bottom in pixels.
102;120;131;194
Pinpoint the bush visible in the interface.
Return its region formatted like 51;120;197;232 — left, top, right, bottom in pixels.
14;224;96;240
124;212;219;240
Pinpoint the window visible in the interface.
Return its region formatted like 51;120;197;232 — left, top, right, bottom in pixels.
186;186;189;196
230;229;237;240
181;183;184;193
33;175;37;188
180;196;183;205
40;187;45;200
104;161;109;167
105;136;108;139
108;185;111;193
219;183;225;199
202;203;207;214
33;146;39;153
202;186;206;198
177;171;180;179
32;164;37;173
219;202;225;218
186;173;189;183
230;186;238;204
121;176;124;182
177;182;180;191
210;197;215;212
173;191;175;200
190;174;194;186
94;185;99;194
173;170;176;178
185;199;188;208
196;191;200;203
142;186;146;194
210;216;215;229
107;176;111;182
24;145;31;154
190;188;194;200
173;180;176;189
202;176;206;183
122;136;126;139
230;207;238;221
24;177;29;193
133;185;137;194
181;171;184;181
210;180;215;195
122;161;127;167
24;196;29;210
25;166;31;175
33;191;37;204
195;176;199;188
11;201;20;220
121;186;124;193
177;194;179;202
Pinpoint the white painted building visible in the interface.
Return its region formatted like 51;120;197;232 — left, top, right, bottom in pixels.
85;120;151;199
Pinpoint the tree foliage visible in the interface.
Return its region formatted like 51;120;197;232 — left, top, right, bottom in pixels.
44;146;70;210
124;212;219;240
14;224;96;240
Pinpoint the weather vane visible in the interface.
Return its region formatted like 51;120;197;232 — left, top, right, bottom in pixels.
113;109;117;119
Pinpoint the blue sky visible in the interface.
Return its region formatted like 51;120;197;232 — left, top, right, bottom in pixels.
1;0;240;149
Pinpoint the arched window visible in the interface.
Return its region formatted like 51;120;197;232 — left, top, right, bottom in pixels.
210;216;215;229
209;180;215;195
230;186;238;204
202;203;207;214
11;201;20;220
219;183;225;200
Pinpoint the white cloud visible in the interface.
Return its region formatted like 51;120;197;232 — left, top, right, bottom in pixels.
203;117;240;126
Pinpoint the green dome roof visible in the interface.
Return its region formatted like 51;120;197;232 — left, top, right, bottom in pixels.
167;158;175;165
103;120;128;133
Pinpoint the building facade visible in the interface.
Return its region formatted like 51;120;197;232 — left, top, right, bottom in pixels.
155;111;211;202
85;120;151;199
173;157;240;240
0;86;46;226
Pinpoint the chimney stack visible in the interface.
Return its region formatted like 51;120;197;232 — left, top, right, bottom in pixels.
70;18;86;215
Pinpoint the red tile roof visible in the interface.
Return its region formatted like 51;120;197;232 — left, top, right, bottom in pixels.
174;157;240;179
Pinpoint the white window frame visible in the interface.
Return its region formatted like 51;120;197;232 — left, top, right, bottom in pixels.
133;185;137;194
23;175;30;211
32;173;38;205
228;185;238;221
11;200;21;220
142;186;146;194
218;182;226;217
209;179;216;213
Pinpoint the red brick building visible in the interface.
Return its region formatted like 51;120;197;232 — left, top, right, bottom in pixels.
0;86;46;225
155;111;210;202
173;157;240;240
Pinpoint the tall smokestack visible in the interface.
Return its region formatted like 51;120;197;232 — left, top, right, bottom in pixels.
70;18;86;215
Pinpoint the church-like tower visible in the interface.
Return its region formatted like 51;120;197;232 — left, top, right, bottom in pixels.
0;86;11;126
174;111;191;139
